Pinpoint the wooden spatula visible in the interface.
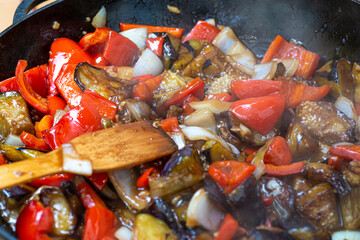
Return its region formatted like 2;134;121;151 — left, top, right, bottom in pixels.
0;121;177;189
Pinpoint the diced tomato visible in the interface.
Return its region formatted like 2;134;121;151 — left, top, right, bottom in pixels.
263;136;292;166
231;80;281;100
206;92;235;102
215;214;239;240
208;160;256;194
87;173;109;191
16;200;53;240
76;180;107;209
83;206;115;240
137;167;155;188
120;23;184;39
93;53;110;66
265;161;304;176
330;145;360;161
182;20;220;43
262;35;320;79
230;94;285;135
30;174;74;187
20;131;50;151
146;37;165;57
81;89;117;121
102;31;138;66
47;95;67;117
160;117;181;133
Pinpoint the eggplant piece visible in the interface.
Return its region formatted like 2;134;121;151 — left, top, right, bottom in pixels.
162;33;181;70
342;159;360;186
216;115;247;151
202;140;236;163
74;62;133;104
171;45;194;71
113;201;137;229
303;162;350;195
296;101;356;144
246;227;294;240
185;40;207;56
0;191;20;232
0;91;34;136
0;115;10;143
118;99;152;123
353;62;360;104
295;183;340;230
133;214;178;240
310;141;331;163
149;146;203;198
0;144;44;162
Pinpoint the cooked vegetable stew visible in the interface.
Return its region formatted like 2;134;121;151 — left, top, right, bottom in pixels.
0;8;359;240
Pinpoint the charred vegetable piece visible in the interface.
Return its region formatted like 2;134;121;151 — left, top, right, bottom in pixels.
296;101;356;144
133;214;178;240
114;201;137;229
171;45;194;71
314;59;355;101
311;141;331;163
149;146;203;198
118;99;152;123
202;140;236;163
0;91;34;136
0;115;10;144
74;62;133;104
155;33;181;70
0;144;44;162
0;191;20;232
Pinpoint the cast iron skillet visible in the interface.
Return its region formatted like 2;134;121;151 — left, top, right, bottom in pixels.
0;0;359;238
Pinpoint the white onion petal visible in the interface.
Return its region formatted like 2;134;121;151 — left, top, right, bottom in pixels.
184;108;217;134
62;143;92;176
170;132;186;149
133;49;163;77
114;226;133;240
91;6;107;28
252;62;278;80
273;58;299;77
335;96;358;124
189;99;232;115
120;28;147;49
332;230;360;240
4;134;24;146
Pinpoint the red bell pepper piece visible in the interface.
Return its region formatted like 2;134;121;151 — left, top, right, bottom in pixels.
81;89;117;121
87;173;109;191
132;74;163;103
37;115;54;133
330;145;360;161
0;78;19;93
83;206;115;240
231;80;281;100
55;64;83;108
76;180;107;209
120;23;184;39
102;31;138;66
146;37;165;57
280;80;330;108
261;35;320;79
160;117;181;133
16;200;53;240
265;161;304;176
263;136;292;166
47;95;67;117
355;103;360;116
79;27;111;53
15;60;49;114
0;154;7;165
131;74;154;83
328;156;344;171
30;174;74;187
137;167;155;188
42;100;102;150
206;92;235;102
181;94;200;115
208;160;256;194
20;131;50;151
93;53;110;66
230;94;285;135
48;38;95;95
182;20;220;43
215;214;239;240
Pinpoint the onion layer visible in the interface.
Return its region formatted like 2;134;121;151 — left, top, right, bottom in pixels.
133;49;164;77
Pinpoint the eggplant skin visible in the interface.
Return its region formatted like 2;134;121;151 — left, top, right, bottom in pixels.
296;101;355;144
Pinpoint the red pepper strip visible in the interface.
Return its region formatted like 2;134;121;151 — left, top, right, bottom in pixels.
0;78;19;92
208;160;256;194
20;131;50;151
280;80;331;108
330;145;360;161
76;180;107;209
355;103;360;116
181;94;200;115
37;115;54;134
137;167;155;188
132;74;163;103
0;154;7;165
102;31;139;66
30;174;74;188
131;74;154;83
55;64;83;108
79;27;111;53
261;35;320;79
48;38;95;95
47;95;67;117
231;80;281;100
161;117;181;133
87;173;109;191
328;156;344;171
16;200;53;240
120;23;184;39
81;89;117;121
182;20;220;43
206;92;235;102
263;136;292;166
230;94;285;135
83;206;115;240
15;60;49;114
265;161;305;176
146;37;165;57
214;214;239;240
42;100;102;150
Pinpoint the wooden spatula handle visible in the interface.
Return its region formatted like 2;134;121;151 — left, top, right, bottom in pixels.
0;150;62;189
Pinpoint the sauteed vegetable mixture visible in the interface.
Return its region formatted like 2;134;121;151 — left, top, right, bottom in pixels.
0;13;360;240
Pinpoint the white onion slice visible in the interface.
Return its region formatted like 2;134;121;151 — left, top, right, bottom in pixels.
332;230;360;240
335;96;358;124
170;132;186;149
181;126;240;155
91;6;107;28
4;134;24;146
62;143;92;176
186;188;224;232
205;18;216;26
189;99;232;115
133;49;163;77
184;108;217;134
120;28;147;49
273;58;299;77
114;226;133;240
252;62;278;80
